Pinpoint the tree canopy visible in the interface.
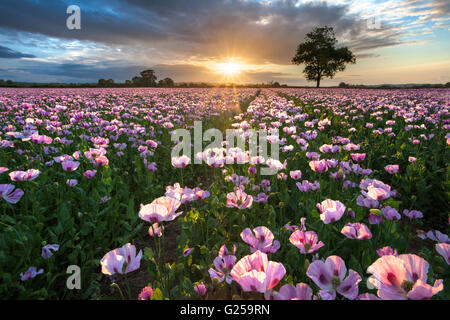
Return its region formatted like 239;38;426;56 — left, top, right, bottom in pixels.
140;69;157;86
292;26;356;87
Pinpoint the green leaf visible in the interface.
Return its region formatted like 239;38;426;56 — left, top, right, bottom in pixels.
151;288;164;300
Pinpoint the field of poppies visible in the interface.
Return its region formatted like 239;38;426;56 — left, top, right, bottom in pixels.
0;87;448;300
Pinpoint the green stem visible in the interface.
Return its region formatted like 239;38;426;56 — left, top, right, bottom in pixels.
111;282;125;300
161;223;170;299
124;273;132;300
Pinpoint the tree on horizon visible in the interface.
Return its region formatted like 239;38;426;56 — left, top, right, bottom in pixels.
140;69;157;86
292;26;356;87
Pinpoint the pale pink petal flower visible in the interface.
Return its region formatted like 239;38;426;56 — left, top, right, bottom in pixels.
230;250;286;293
289;230;324;254
266;283;313;300
241;226;280;254
0;184;24;204
316;199;346;224
435;243;450;265
341;223;372;240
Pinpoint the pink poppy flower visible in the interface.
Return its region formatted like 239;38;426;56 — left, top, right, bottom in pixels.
356;195;379;208
384;164;399;174
307;255;361;300
0;184;24;204
165;182;184;201
20;267;44;281
377;246;398;257
194;188;211;200
306;152;320;160
316;199;346;224
66;179;78;187
343;143;360;151
138;286;154;300
284;223;299;232
226;188;253;210
171;155;191;168
183;248;194;257
341;223;372;240
327;159;338;169
356;293;381;300
83;169;97;179
0;167;8;174
266;158;284;171
42;244;60;259
98;195;108;204
194;282;207;296
289;230;324;254
240;226;281;254
403;209;423;220
209;254;237;284
416;229;427;239
145;140;158;148
230;250;286;293
206;156;225;168
367;254;443;300
350;153;366;162
54;154;73;163
309;160;328;173
100;243;142;275
94;155;109;166
253;192;268;203
381;206;401;220
9;169;41;181
408;156;417;163
30;134;52;144
139;196;183;223
148;223;164;237
296;180;311;192
62;160;80;172
426;230;449;243
250;156;265;165
319;144;333;153
289;170;302;180
72;150;83;160
265;283;313;300
360;179;391;201
364;186;390;201
435;243;449;265
218;244;236;257
368;211;383;225
311;180;321;190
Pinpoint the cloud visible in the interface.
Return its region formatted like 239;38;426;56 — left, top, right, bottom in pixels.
0;0;409;65
0;59;146;82
152;64;213;82
0;0;447;84
0;45;35;58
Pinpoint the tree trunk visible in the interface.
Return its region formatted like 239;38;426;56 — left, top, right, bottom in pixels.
316;77;321;88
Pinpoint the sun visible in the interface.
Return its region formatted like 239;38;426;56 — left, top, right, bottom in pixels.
216;62;242;76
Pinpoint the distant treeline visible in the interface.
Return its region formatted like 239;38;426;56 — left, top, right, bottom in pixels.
0;78;289;89
0;78;448;89
338;82;450;89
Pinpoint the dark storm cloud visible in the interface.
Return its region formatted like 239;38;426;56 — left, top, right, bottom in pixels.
0;0;400;64
0;0;166;45
0;0;423;83
0;45;35;58
1;60;147;82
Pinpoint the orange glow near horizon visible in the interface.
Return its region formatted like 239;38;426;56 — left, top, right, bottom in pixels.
209;58;250;82
216;62;242;76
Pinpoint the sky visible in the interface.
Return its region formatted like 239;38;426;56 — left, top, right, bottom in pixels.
0;0;449;85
